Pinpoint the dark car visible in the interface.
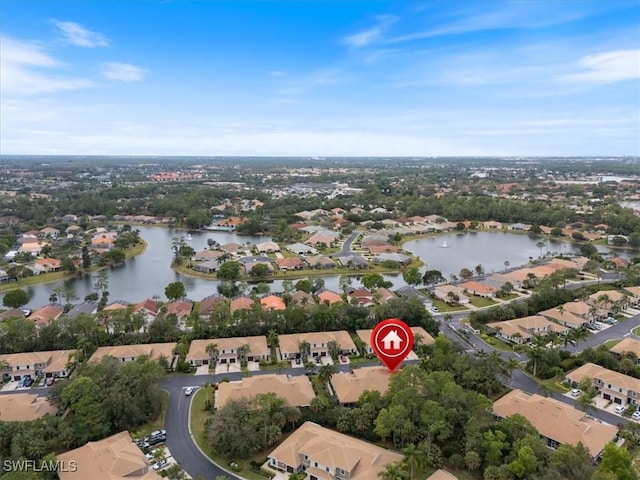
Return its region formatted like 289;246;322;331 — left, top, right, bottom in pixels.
24;377;34;387
148;435;166;446
46;377;55;387
294;357;301;365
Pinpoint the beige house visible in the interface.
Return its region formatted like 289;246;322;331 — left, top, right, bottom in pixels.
57;431;162;480
586;290;630;313
186;336;269;366
278;331;357;360
540;307;592;329
0;350;75;381
434;285;469;305
566;363;640;407
89;343;177;368
624;286;640;306
330;366;392;406
486;315;557;344
0;393;57;422
266;421;403;479
356;326;435;355
493;389;618;461
427;470;459;480
217;374;315;409
610;337;640;364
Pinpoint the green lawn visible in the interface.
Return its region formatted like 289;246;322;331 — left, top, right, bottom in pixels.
496;292;520;301
633;326;640;337
467;294;498;308
428;296;469;312
603;339;622;349
190;386;269;480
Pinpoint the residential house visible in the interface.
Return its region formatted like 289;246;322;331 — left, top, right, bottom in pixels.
427;470;459;480
338;254;369;269
166;299;193;319
624;286;640;306
0;393;57;422
540;307;592;329
186;335;269;366
278;331;358;360
287;243;318;256
373;253;411;265
220;242;243;254
305;231;339;247
458;281;498;298
406;216;427;224
60;214;78;223
192;259;221;273
508;223;531;231
266;421;403;479
434;285;469;305
356;327;435;355
261;295;287;311
217;374;315;409
132;298;160;323
198;295;225;318
610;338;640;365
192;250;223;262
0;308;27;321
367;244;398;254
486;316;558;344
493;389;617;461
330;366;392;406
317;290;343;306
103;301;130;313
290;290;315;306
32;258;63;274
375;287;397;304
256;241;281;253
0;350;76;381
230;296;255;314
562;301;606;322
586;290;630;314
65;302;98;320
305;256;336;269
39;227;60;239
566;363;640;406
482;221;503;229
18;241;49;256
57;431;162;480
360;235;390;247
244;261;274;276
29;304;63;328
276;257;305;271
348;288;375;307
89;343;177;368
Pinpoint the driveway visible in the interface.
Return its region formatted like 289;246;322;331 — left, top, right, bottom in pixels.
331;230;362;258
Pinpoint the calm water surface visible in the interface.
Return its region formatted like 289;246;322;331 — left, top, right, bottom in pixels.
7;227;636;308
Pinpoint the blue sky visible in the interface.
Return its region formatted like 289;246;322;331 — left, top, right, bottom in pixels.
1;0;639;156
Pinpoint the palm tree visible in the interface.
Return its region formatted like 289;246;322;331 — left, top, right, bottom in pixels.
267;329;279;360
205;342;219;370
536;241;546;258
327;341;340;362
318;363;336;385
505;357;520;386
378;461;409;480
309;396;328;414
572;327;589;349
475;264;485;276
298;340;311;361
237;344;250;363
401;444;427;480
504;260;510;271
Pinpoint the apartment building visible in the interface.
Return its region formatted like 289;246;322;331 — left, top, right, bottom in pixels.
216;374;315;409
278;331;357;360
267;422;402;479
0;350;75;381
186;335;269;366
566;363;640;406
493;389;618;461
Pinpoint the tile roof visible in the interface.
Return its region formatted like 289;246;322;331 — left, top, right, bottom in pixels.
0;393;57;422
217;374;315;409
187;336;269;363
57;431;161;480
89;343;176;364
356;326;435;350
268;422;402;479
610;337;640;358
330;367;392;404
279;331;357;355
493;389;618;459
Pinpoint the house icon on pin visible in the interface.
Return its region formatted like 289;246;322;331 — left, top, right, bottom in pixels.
381;329;403;350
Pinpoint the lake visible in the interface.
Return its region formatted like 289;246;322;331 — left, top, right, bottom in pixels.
6;227;637;309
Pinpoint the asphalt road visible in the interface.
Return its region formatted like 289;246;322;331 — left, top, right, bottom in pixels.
331;230;362;258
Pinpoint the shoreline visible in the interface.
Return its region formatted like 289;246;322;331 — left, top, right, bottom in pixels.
0;238;149;294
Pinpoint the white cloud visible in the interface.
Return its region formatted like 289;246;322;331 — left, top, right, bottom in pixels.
0;35;95;96
558;49;640;84
102;62;148;82
343;15;397;48
51;20;110;47
269;70;286;76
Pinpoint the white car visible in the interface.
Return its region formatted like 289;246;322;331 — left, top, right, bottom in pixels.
632;411;640;421
615;405;625;414
185;387;194;396
153;459;169;470
570;388;581;397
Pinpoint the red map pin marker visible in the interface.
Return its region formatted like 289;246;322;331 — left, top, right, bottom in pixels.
371;318;414;372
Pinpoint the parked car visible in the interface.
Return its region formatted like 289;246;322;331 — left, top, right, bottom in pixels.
145;449;162;461
46;377;55;387
314;356;321;365
185;387;194;396
148;435;166;447
593;322;603;330
615;405;626;414
150;430;167;438
153;459;169;470
570;388;581;397
606;317;618;324
632;411;640;421
294;357;301;365
340;355;347;363
24;377;34;387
